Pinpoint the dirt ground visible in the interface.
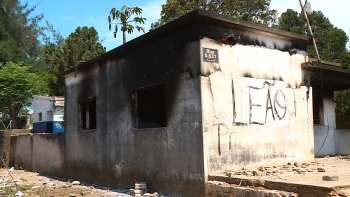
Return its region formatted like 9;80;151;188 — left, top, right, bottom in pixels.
219;156;350;187
210;156;350;196
0;168;133;197
2;156;350;196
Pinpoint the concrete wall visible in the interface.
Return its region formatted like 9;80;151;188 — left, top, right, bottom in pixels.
33;121;64;133
61;16;313;196
64;24;204;197
33;96;64;122
34;97;53;122
314;128;350;157
205;182;298;197
0;129;31;167
10;133;65;174
313;93;350;157
33;122;53;133
314;125;335;156
0;130;11;167
33;96;64;133
53;107;64;121
334;130;350;155
201;37;314;175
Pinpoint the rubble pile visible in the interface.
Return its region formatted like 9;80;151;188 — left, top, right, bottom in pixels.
224;161;326;178
0;168;175;197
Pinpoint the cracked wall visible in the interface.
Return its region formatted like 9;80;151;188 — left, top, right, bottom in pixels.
200;37;314;175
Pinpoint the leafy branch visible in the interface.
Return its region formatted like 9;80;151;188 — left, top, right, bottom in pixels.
108;5;146;44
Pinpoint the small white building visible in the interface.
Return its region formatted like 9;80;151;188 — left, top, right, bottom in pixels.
33;96;65;133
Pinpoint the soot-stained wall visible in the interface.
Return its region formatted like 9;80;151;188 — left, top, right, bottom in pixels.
63;13;313;196
64;23;204;197
200;37;314;175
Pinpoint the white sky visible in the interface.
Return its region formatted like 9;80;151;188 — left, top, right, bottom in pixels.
271;0;350;37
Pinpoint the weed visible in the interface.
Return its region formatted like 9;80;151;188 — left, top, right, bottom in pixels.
20;177;27;182
36;187;47;195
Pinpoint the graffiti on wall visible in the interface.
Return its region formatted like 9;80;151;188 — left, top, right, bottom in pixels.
233;77;289;127
211;77;290;156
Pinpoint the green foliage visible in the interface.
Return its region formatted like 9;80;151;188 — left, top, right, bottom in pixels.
2;186;18;196
151;0;277;29
0;61;46;128
41;26;106;96
15;116;26;129
0;0;45;68
335;90;350;116
278;9;350;116
108;5;146;44
277;10;349;67
277;9;305;34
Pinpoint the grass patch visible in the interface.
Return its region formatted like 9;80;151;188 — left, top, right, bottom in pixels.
0;185;31;196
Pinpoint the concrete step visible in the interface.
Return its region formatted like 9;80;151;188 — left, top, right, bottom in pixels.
208;175;350;197
205;181;297;197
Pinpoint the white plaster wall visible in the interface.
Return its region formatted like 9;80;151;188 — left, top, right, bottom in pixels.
65;70;85;86
64;64;98;86
314;125;335;156
322;97;336;128
201;37;314;175
314;128;350;156
313;93;337;157
33;97;64;123
334;130;350;155
54;107;64;121
33;97;53;122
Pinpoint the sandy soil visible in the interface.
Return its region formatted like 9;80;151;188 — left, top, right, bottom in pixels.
2;156;350;196
0;168;132;197
220;156;350;188
211;156;350;196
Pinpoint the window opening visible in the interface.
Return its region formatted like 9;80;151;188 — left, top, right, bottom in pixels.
313;97;321;124
79;99;96;130
133;83;166;129
335;90;350;129
38;112;42;121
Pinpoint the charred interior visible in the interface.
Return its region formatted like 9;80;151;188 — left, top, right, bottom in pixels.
313;95;322;125
133;83;166;129
79;98;96;130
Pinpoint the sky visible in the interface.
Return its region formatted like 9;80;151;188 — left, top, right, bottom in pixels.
24;0;350;52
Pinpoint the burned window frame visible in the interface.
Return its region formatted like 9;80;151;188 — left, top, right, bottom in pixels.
132;83;167;129
78;98;97;131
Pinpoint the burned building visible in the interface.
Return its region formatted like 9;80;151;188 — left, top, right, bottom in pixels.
14;10;350;197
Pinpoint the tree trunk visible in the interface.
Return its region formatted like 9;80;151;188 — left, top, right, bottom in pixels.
10;107;17;129
123;31;126;44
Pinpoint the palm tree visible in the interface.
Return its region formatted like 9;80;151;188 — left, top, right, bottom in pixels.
108;6;146;44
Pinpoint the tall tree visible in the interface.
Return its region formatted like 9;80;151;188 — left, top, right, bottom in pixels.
277;9;305;34
151;0;277;29
278;9;350;116
108;5;146;44
42;26;106;96
278;9;348;66
0;0;44;66
0;61;46;128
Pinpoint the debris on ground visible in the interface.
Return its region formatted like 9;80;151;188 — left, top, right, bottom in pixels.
210;156;350;197
322;175;339;181
0;168;174;197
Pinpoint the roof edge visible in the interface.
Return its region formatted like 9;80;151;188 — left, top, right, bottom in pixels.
60;9;312;77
